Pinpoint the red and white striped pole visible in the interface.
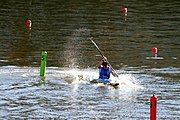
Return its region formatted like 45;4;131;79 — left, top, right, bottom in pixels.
152;47;158;58
150;95;157;120
122;7;127;16
26;20;32;28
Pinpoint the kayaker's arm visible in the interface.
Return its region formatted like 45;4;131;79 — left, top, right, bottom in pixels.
98;60;103;68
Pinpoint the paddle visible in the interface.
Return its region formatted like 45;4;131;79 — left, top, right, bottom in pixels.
90;38;119;78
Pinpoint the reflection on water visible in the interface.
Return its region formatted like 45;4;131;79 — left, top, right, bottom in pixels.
0;0;179;119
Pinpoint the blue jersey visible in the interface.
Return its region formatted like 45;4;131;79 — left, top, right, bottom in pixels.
99;66;112;79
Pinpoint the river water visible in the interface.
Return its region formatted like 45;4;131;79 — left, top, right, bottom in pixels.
0;0;179;120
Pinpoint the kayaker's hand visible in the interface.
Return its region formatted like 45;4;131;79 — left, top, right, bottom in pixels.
112;70;119;77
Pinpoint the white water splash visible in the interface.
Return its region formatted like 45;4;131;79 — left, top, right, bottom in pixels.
61;68;143;90
116;74;144;91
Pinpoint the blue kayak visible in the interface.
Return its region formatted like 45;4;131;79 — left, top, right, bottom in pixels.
90;78;119;87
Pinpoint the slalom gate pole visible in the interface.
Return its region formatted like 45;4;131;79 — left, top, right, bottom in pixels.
40;51;47;77
150;95;157;120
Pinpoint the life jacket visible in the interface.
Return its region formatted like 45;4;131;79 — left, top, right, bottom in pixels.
99;66;111;79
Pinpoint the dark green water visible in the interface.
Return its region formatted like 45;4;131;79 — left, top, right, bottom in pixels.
0;0;179;119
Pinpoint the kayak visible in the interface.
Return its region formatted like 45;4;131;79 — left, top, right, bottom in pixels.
90;78;119;88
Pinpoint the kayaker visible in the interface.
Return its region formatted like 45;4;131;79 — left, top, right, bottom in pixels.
98;58;116;79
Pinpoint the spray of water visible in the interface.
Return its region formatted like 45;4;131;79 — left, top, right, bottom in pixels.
115;74;143;91
63;68;143;90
